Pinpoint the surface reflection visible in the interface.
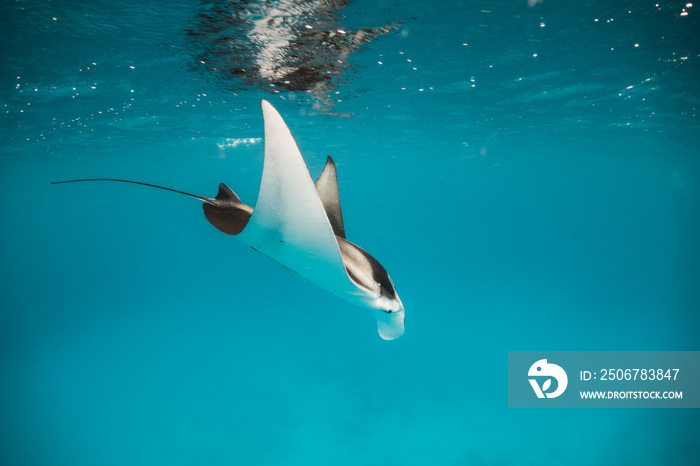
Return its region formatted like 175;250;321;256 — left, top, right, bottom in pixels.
187;0;399;113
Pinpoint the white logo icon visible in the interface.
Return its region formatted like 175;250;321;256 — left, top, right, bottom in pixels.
528;359;568;398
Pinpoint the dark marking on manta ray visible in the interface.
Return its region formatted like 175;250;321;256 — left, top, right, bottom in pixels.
52;100;405;340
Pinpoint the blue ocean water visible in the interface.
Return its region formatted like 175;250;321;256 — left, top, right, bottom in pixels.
1;0;699;464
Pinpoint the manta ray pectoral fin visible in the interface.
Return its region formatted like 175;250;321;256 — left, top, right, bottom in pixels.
314;156;346;239
236;100;351;293
202;183;253;235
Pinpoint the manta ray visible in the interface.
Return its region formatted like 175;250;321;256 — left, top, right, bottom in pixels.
54;100;405;340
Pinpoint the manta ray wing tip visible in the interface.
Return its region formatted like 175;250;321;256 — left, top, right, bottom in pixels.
260;99;273;111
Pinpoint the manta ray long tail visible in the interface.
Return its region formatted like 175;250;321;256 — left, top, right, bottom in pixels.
52;178;253;235
51;178;215;204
